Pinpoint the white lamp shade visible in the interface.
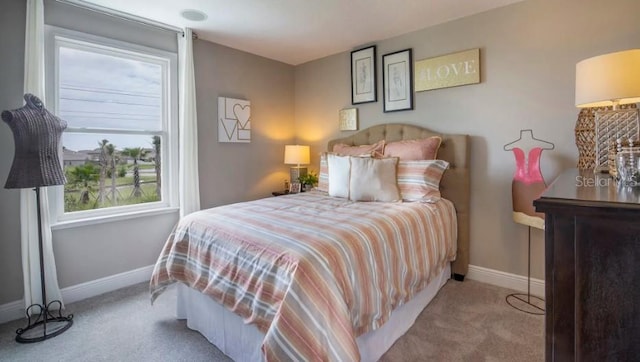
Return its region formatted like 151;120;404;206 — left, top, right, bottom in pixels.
284;145;310;165
575;49;640;108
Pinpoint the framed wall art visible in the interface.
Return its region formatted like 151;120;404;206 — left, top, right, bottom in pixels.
339;108;358;131
351;45;377;104
218;97;251;143
383;48;413;112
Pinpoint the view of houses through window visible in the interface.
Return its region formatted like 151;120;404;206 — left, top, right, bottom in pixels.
62;135;161;212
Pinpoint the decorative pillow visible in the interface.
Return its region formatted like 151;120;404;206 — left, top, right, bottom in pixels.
317;152;329;192
384;137;442;160
333;140;385;157
327;153;351;198
397;159;449;202
349;157;401;202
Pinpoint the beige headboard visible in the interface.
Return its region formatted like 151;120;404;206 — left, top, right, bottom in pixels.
328;123;470;279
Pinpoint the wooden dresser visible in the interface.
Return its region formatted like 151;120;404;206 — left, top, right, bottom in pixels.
534;169;640;361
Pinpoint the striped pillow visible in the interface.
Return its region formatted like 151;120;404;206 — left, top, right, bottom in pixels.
316;152;329;192
397;159;449;202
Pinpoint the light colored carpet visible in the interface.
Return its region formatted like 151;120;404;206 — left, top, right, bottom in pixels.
0;280;543;361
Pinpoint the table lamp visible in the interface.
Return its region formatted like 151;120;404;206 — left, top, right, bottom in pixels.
576;49;640;109
284;145;310;184
575;49;640;173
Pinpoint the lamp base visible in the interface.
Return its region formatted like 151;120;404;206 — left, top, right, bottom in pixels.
289;167;307;184
16;300;73;343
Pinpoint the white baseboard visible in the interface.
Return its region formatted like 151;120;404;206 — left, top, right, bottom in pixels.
466;264;545;297
0;264;154;324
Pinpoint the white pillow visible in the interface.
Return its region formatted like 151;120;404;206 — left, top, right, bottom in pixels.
349;157;401;202
327;153;351;198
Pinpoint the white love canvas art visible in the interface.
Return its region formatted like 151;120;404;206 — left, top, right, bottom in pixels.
218;97;251;143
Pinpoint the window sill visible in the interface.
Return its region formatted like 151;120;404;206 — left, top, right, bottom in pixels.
51;206;180;230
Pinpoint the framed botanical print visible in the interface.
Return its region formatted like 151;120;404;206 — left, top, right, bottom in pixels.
382;48;413;112
351;45;377;104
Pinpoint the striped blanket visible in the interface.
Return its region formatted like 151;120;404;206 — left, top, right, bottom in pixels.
150;191;457;361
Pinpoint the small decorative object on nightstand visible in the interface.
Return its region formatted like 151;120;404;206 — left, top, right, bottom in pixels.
298;171;318;192
288;182;301;194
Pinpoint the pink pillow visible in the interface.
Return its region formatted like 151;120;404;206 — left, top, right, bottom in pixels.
333;140;385;157
383;137;442;160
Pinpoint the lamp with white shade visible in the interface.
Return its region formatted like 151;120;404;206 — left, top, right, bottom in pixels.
284;145;310;184
575;49;640;173
576;49;640;109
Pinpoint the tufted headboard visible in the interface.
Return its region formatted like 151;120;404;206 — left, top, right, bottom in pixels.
328;123;470;279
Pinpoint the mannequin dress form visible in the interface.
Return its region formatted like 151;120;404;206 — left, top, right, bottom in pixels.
2;93;73;342
504;129;554;230
503;129;554;315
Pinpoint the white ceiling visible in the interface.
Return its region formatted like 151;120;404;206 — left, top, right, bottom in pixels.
73;0;525;65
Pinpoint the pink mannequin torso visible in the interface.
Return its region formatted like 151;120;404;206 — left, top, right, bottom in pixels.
510;147;547;229
504;129;553;230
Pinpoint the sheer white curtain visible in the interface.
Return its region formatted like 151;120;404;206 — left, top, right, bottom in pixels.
22;0;65;309
178;28;200;218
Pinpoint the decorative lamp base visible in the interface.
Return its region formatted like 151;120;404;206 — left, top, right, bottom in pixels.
289;167;307;184
16;300;73;343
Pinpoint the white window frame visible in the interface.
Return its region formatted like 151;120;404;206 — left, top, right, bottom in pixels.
45;26;179;228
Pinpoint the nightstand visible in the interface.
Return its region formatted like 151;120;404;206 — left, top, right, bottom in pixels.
271;191;289;197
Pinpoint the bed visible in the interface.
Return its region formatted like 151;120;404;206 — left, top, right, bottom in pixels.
150;124;470;361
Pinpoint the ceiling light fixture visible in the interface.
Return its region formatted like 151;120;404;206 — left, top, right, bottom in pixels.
180;9;207;22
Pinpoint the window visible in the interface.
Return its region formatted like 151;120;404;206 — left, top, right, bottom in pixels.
46;27;178;224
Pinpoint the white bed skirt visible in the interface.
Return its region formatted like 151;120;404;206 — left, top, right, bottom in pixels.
176;263;451;362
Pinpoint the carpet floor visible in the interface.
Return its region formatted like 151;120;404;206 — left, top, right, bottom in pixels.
0;280;543;361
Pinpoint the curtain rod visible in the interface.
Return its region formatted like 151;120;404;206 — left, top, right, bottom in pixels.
54;0;198;39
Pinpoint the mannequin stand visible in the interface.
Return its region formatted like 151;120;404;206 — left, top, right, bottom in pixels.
15;187;73;343
505;226;545;315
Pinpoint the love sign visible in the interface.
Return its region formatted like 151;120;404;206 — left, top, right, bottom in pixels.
414;48;480;92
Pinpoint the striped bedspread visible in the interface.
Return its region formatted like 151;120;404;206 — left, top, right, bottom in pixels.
150;191;457;361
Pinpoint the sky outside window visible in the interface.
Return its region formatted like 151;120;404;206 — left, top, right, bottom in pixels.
58;46;162;151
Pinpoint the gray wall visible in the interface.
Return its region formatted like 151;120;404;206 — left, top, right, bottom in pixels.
294;0;640;280
194;41;295;208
